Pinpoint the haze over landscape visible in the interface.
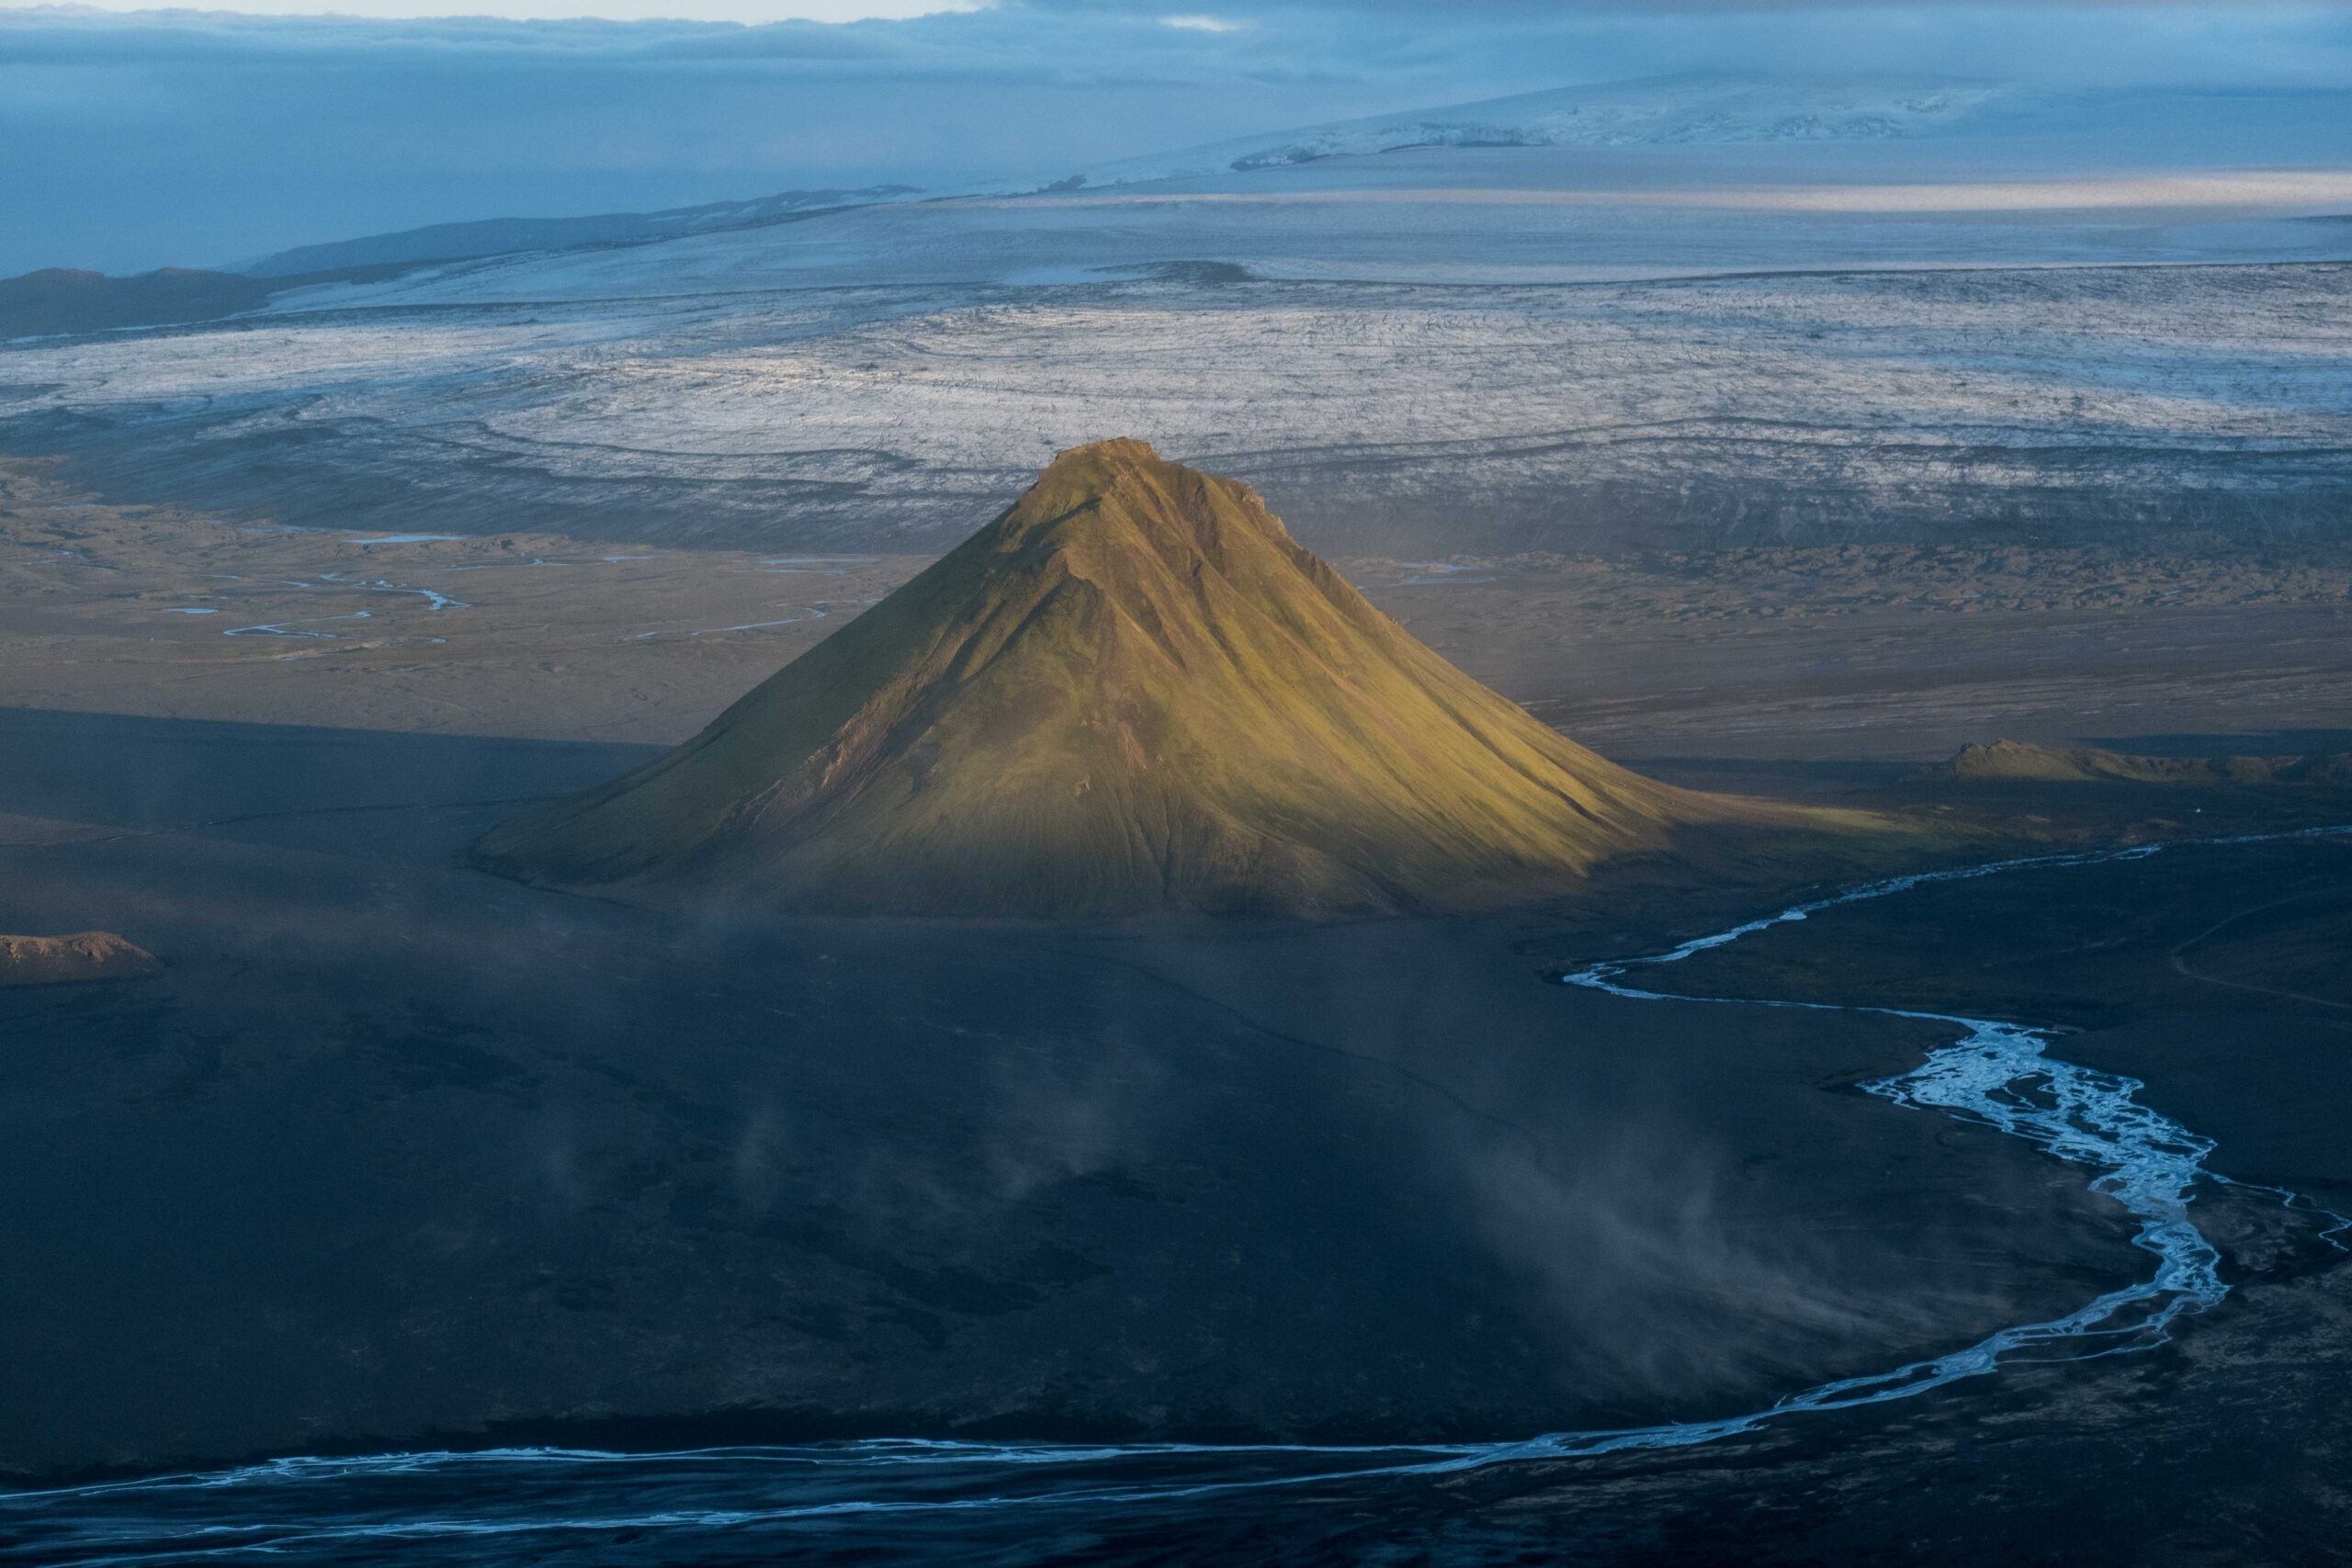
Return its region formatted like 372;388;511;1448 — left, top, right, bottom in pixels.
3;2;2351;1562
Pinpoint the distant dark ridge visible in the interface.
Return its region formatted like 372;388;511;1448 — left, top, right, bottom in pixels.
0;260;424;340
4;185;925;339
240;185;921;277
0;268;275;338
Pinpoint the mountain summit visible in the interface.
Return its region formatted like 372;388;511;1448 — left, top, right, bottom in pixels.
479;439;1786;917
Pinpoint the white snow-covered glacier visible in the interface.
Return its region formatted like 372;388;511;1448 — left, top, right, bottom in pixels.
4;73;2348;554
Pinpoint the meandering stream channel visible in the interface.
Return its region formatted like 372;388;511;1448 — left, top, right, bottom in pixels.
9;829;2347;1564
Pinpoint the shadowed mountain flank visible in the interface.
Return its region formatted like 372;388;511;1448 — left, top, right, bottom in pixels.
477;440;1838;917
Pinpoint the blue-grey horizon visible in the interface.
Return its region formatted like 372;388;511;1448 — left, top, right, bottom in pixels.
5;0;2350;275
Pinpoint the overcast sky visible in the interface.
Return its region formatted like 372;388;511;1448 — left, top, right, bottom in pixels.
6;1;2349;276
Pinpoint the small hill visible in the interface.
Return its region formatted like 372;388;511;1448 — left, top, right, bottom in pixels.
1927;739;2352;789
0;931;159;987
478;440;1865;918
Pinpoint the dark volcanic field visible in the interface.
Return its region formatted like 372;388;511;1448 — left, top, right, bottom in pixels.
0;707;2145;1478
3;710;2349;1562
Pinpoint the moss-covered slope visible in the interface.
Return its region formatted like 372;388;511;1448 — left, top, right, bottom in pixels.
479;439;1850;917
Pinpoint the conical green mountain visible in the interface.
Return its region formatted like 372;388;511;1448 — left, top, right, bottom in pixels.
479;439;1813;917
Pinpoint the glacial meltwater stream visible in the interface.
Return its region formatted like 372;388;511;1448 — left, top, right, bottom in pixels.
8;830;2348;1565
